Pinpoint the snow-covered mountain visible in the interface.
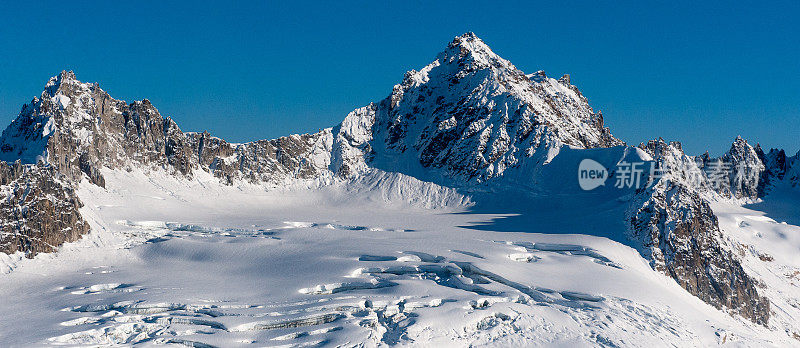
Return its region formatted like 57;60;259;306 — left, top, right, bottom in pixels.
333;32;621;185
0;33;626;258
0;70;336;188
1;33;799;346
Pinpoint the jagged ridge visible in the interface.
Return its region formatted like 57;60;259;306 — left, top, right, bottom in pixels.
631;139;772;325
0;33;795;327
333;32;622;184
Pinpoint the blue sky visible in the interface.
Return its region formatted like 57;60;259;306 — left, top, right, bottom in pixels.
1;1;797;155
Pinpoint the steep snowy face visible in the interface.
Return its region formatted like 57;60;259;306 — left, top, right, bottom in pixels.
331;105;377;177
336;33;621;183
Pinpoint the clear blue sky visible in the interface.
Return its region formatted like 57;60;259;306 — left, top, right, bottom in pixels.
1;1;797;155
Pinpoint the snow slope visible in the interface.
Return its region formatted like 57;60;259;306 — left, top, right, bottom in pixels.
0;166;795;347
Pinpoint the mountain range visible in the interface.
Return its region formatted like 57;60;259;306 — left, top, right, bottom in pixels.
1;33;798;346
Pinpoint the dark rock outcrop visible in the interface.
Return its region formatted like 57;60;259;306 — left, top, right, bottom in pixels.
756;146;800;195
185;130;332;185
631;139;771;325
0;161;89;258
628;180;770;325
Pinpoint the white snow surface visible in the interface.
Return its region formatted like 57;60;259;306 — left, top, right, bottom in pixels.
0;165;796;347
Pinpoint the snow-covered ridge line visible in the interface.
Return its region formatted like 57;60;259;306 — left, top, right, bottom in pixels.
0;32;630;260
0;32;796;333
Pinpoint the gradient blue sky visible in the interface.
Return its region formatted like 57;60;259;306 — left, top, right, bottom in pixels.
1;1;797;155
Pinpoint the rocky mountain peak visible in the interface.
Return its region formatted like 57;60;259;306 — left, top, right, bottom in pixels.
343;33;622;184
728;135;754;154
440;32;511;71
720;136;765;199
446;32;488;53
0;71;104;165
43;70;79;97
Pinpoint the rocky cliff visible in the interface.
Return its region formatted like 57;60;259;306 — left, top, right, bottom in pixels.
0;71;338;256
0;161;89;258
0;71;335;188
630;139;771;325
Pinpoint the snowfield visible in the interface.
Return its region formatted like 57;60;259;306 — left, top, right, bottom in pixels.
0;167;796;347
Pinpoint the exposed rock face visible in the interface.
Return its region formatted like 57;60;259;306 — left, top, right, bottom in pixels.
786;152;800;188
333;32;622;183
0;161;89;258
640;136;797;200
0;71;338;256
628;182;771;325
186;130;333;185
716;136;765;199
631;140;770;325
756;146;800;195
0;71;335;188
756;146;788;195
0;72;192;184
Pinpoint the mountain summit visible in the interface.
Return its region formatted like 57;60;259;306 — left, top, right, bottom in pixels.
1;33;621;189
333;32;621;183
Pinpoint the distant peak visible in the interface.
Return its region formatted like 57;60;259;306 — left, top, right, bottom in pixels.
438;32;516;74
730;136;751;148
453;31;480;42
44;70;78;97
48;70;77;85
60;70;77;80
447;32;489;51
726;136;760;159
